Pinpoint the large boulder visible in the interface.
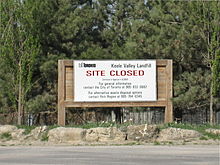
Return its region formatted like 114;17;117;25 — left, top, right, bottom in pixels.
11;129;25;140
157;128;201;142
0;125;25;141
85;127;125;142
126;124;159;142
205;128;220;135
48;127;86;143
0;125;17;134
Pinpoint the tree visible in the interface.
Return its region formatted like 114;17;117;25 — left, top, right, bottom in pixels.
174;69;211;113
135;0;219;123
186;1;220;124
213;53;220;97
0;0;39;125
1;0;219;125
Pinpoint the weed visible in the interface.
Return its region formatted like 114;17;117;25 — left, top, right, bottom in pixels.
168;141;173;145
41;133;49;141
47;125;59;130
110;142;141;146
0;132;12;140
200;136;209;140
124;142;141;145
203;132;219;140
153;141;160;145
16;125;37;135
62;122;117;129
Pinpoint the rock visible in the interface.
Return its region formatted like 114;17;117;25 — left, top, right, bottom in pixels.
157;128;201;142
11;129;25;140
126;124;159;142
205;128;220;135
85;127;125;142
0;125;26;142
111;127;126;141
48;127;86;143
1;125;213;145
0;125;17;134
25;126;48;140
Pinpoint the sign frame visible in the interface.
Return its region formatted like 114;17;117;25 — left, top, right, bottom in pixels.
58;60;173;126
73;60;157;102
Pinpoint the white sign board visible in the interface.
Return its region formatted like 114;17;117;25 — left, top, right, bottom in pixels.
74;60;157;102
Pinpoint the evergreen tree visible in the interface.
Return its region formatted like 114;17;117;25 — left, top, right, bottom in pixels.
0;0;219;124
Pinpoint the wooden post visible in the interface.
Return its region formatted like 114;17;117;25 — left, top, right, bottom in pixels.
58;60;65;126
165;60;173;123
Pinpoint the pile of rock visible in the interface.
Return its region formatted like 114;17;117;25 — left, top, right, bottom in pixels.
157;127;201;142
0;125;48;145
0;124;218;146
47;125;159;144
205;128;220;135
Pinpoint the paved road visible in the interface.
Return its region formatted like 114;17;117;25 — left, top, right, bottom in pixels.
0;145;219;165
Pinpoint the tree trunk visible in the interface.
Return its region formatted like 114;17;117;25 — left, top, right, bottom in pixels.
18;61;22;125
210;68;215;125
18;78;22;125
210;87;214;125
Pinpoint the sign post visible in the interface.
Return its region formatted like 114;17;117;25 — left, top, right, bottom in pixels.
58;60;173;126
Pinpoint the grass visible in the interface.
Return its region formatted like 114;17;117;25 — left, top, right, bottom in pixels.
48;122;128;130
202;132;219;140
0;132;12;140
153;141;161;145
199;136;209;140
41;132;49;141
15;123;105;135
68;122;118;129
16;125;37;135
65;121;140;129
16;125;50;141
110;142;141;146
